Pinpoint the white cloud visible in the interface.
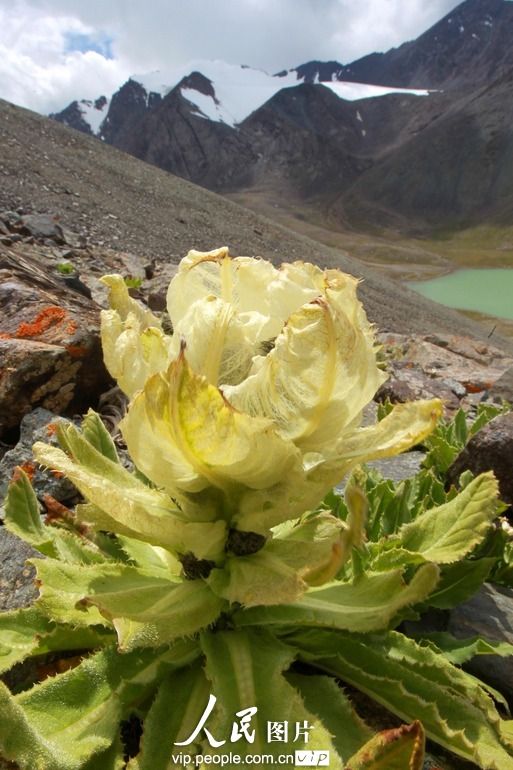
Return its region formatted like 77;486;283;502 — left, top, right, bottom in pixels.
0;0;462;114
0;1;129;113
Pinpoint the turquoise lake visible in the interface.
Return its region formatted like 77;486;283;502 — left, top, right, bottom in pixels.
409;269;513;320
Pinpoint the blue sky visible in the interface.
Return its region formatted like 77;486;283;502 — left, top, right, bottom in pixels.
64;32;113;59
0;0;463;114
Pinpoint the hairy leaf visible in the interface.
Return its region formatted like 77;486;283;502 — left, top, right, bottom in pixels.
4;468;53;553
288;628;513;769
127;663;210;770
397;473;499;563
287;672;373;762
34;427;227;560
414;632;513;665
33;559;224;648
0;641;198;770
234;564;439;632
81;410;119;464
0;606;113;674
200;627;343;765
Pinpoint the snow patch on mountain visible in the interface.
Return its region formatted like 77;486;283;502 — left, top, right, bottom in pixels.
79;98;110;133
323;81;429;102
132;60;430;127
69;59;431;134
133;60;299;126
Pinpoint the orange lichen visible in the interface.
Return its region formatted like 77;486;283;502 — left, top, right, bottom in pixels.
65;344;88;359
65;320;78;335
466;382;489;394
12;462;36;482
46;422;58;436
16;306;67;338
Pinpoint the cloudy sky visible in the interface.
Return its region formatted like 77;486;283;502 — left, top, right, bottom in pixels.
0;0;463;115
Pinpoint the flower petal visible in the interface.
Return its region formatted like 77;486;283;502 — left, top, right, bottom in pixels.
224;281;386;451
120;352;301;506
172;296;255;387
166;248;324;344
336;399;443;465
235;401;441;533
100;275;172;397
101;274;162;326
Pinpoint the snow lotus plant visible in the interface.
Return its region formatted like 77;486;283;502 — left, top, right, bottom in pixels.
1;249;513;770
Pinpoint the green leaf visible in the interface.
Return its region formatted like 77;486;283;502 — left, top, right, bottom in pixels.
81;410;119;464
414;632;513;665
116;536;182;576
234;564;439;633
345;721;425;770
208;528;345;607
200;627;343;765
398;472;499;564
286;672;373;763
0;606;113;674
422;558;496;610
33;559;112;628
82;735;125;770
208;548;307;607
4;469;119;566
0;641;199;770
453;408;468;447
367;542;427;572
33;559;225;648
0;607;53;674
48;528;114;565
288;628;513;769
127;663;210;770
4;468;52;552
34;428;227;560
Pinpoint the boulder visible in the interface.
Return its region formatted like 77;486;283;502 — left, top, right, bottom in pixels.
448;413;513;504
380;334;513;413
0;245;111;438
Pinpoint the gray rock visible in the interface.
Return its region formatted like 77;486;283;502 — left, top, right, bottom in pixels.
448;583;513;705
367;450;425;484
0;527;39;611
441;378;467;399
375;364;461;415
0;408;77;510
19;213;64;242
487;365;513;404
448;412;513;504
